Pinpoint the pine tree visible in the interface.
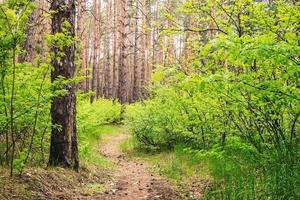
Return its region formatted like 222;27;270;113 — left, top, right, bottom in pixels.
48;0;79;171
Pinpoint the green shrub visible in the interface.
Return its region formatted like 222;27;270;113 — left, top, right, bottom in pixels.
125;2;300;196
126;65;300;199
77;97;121;160
125;71;226;151
0;62;51;168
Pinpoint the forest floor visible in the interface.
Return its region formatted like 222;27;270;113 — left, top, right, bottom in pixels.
94;128;180;200
0;126;210;200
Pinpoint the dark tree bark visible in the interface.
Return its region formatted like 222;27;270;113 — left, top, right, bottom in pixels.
48;0;79;171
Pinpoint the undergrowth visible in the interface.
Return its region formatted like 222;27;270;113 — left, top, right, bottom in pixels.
77;97;122;168
120;136;211;196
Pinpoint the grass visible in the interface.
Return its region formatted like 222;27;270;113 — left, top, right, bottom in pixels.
120;135;210;183
79;125;119;169
82;183;106;195
99;125;127;142
80;125;127;169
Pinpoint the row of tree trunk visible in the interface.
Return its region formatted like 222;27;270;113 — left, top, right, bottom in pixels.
21;0;190;104
77;0;152;103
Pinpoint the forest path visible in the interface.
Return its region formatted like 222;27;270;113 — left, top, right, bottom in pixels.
94;128;179;200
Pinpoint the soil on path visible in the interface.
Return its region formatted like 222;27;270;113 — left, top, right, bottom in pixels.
94;132;179;200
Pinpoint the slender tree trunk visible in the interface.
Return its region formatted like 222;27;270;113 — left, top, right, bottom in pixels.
104;0;112;98
96;0;103;98
140;0;150;98
112;0;119;99
132;0;140;101
86;23;93;92
91;0;101;102
118;0;128;103
164;0;174;67
48;0;79;171
152;1;160;68
19;0;40;63
145;0;151;85
77;0;87;91
10;46;17;176
0;69;9;165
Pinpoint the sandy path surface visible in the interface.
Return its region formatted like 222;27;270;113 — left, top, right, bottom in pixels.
94;132;179;200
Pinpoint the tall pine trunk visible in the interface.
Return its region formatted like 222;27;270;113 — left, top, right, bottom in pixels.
112;0;119;99
118;0;128;103
104;0;112;98
132;0;140;101
19;0;39;63
48;0;79;171
91;0;101;102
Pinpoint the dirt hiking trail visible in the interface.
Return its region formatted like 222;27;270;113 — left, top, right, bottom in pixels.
94;131;179;200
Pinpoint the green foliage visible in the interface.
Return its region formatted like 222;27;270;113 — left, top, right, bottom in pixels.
0;60;51;167
0;0;51;175
46;21;76;60
77;97;121;163
126;71;224;151
197;138;261;199
126;0;300;199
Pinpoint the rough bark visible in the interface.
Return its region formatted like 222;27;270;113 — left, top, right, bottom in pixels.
118;0;128;104
77;0;88;91
112;0;119;99
132;0;140;101
91;0;101;102
96;0;103;98
48;0;79;171
104;0;112;98
19;0;39;63
140;0;150;98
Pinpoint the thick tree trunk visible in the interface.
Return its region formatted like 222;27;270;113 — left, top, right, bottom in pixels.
48;0;79;171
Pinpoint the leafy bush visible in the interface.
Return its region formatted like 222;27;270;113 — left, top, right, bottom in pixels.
0;62;51;170
125;1;300;198
125;71;225;151
77;97;121;160
127;66;300;198
0;0;51;175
